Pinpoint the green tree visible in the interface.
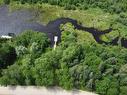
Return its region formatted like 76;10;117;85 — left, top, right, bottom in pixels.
14;30;49;50
0;64;24;85
96;77;110;95
34;49;62;86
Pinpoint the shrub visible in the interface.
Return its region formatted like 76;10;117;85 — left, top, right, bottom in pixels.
98;62;106;73
95;77;110;95
120;86;127;95
119;64;127;73
120;77;127;86
107;88;119;95
3;0;10;4
86;79;95;91
34;50;61;86
0;64;24;85
56;64;73;90
105;57;118;65
15;45;28;57
14;30;49;49
61;44;83;67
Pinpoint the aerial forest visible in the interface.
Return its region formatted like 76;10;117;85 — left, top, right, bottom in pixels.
0;0;127;95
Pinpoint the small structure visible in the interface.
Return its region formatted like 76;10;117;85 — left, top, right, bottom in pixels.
1;35;12;39
54;36;58;50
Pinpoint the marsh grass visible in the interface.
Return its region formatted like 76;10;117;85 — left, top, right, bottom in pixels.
9;2;117;30
8;2;127;41
0;0;4;5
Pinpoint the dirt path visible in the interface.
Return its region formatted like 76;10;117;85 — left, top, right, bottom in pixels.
0;86;98;95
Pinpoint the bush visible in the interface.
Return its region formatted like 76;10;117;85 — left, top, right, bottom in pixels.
0;64;24;85
119;64;127;73
86;79;95;91
120;86;127;95
14;30;49;49
34;49;62;86
57;66;73;90
95;78;110;95
98;62;106;73
105;57;118;65
64;4;76;10
3;0;10;4
61;44;83;67
107;88;119;95
0;38;8;43
15;45;28;57
120;77;127;86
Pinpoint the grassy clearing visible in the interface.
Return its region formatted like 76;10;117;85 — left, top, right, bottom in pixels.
76;30;96;43
100;30;119;42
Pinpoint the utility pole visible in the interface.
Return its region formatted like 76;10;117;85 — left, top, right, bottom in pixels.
54;36;58;50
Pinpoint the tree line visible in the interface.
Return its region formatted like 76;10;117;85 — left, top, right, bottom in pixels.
2;0;127;14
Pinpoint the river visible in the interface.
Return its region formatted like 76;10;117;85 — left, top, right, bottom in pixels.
0;5;126;48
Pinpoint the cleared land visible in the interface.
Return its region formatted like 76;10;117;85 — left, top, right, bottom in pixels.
0;86;97;95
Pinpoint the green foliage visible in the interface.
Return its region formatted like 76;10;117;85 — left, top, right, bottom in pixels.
119;64;127;73
15;45;28;57
14;30;50;58
56;66;73;90
107;88;119;95
34;49;63;86
0;23;127;95
7;0;127;14
34;54;56;86
0;64;24;85
0;0;4;5
61;44;83;67
117;13;127;26
86;79;95;91
14;30;49;49
98;62;106;74
60;23;77;46
120;86;127;95
95;77;110;95
3;0;10;4
120;77;127;86
84;52;102;73
0;43;16;69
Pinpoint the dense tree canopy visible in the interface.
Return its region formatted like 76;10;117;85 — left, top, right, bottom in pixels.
3;0;127;14
0;24;127;95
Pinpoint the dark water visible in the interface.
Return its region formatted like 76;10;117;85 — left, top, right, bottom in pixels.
0;5;126;47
